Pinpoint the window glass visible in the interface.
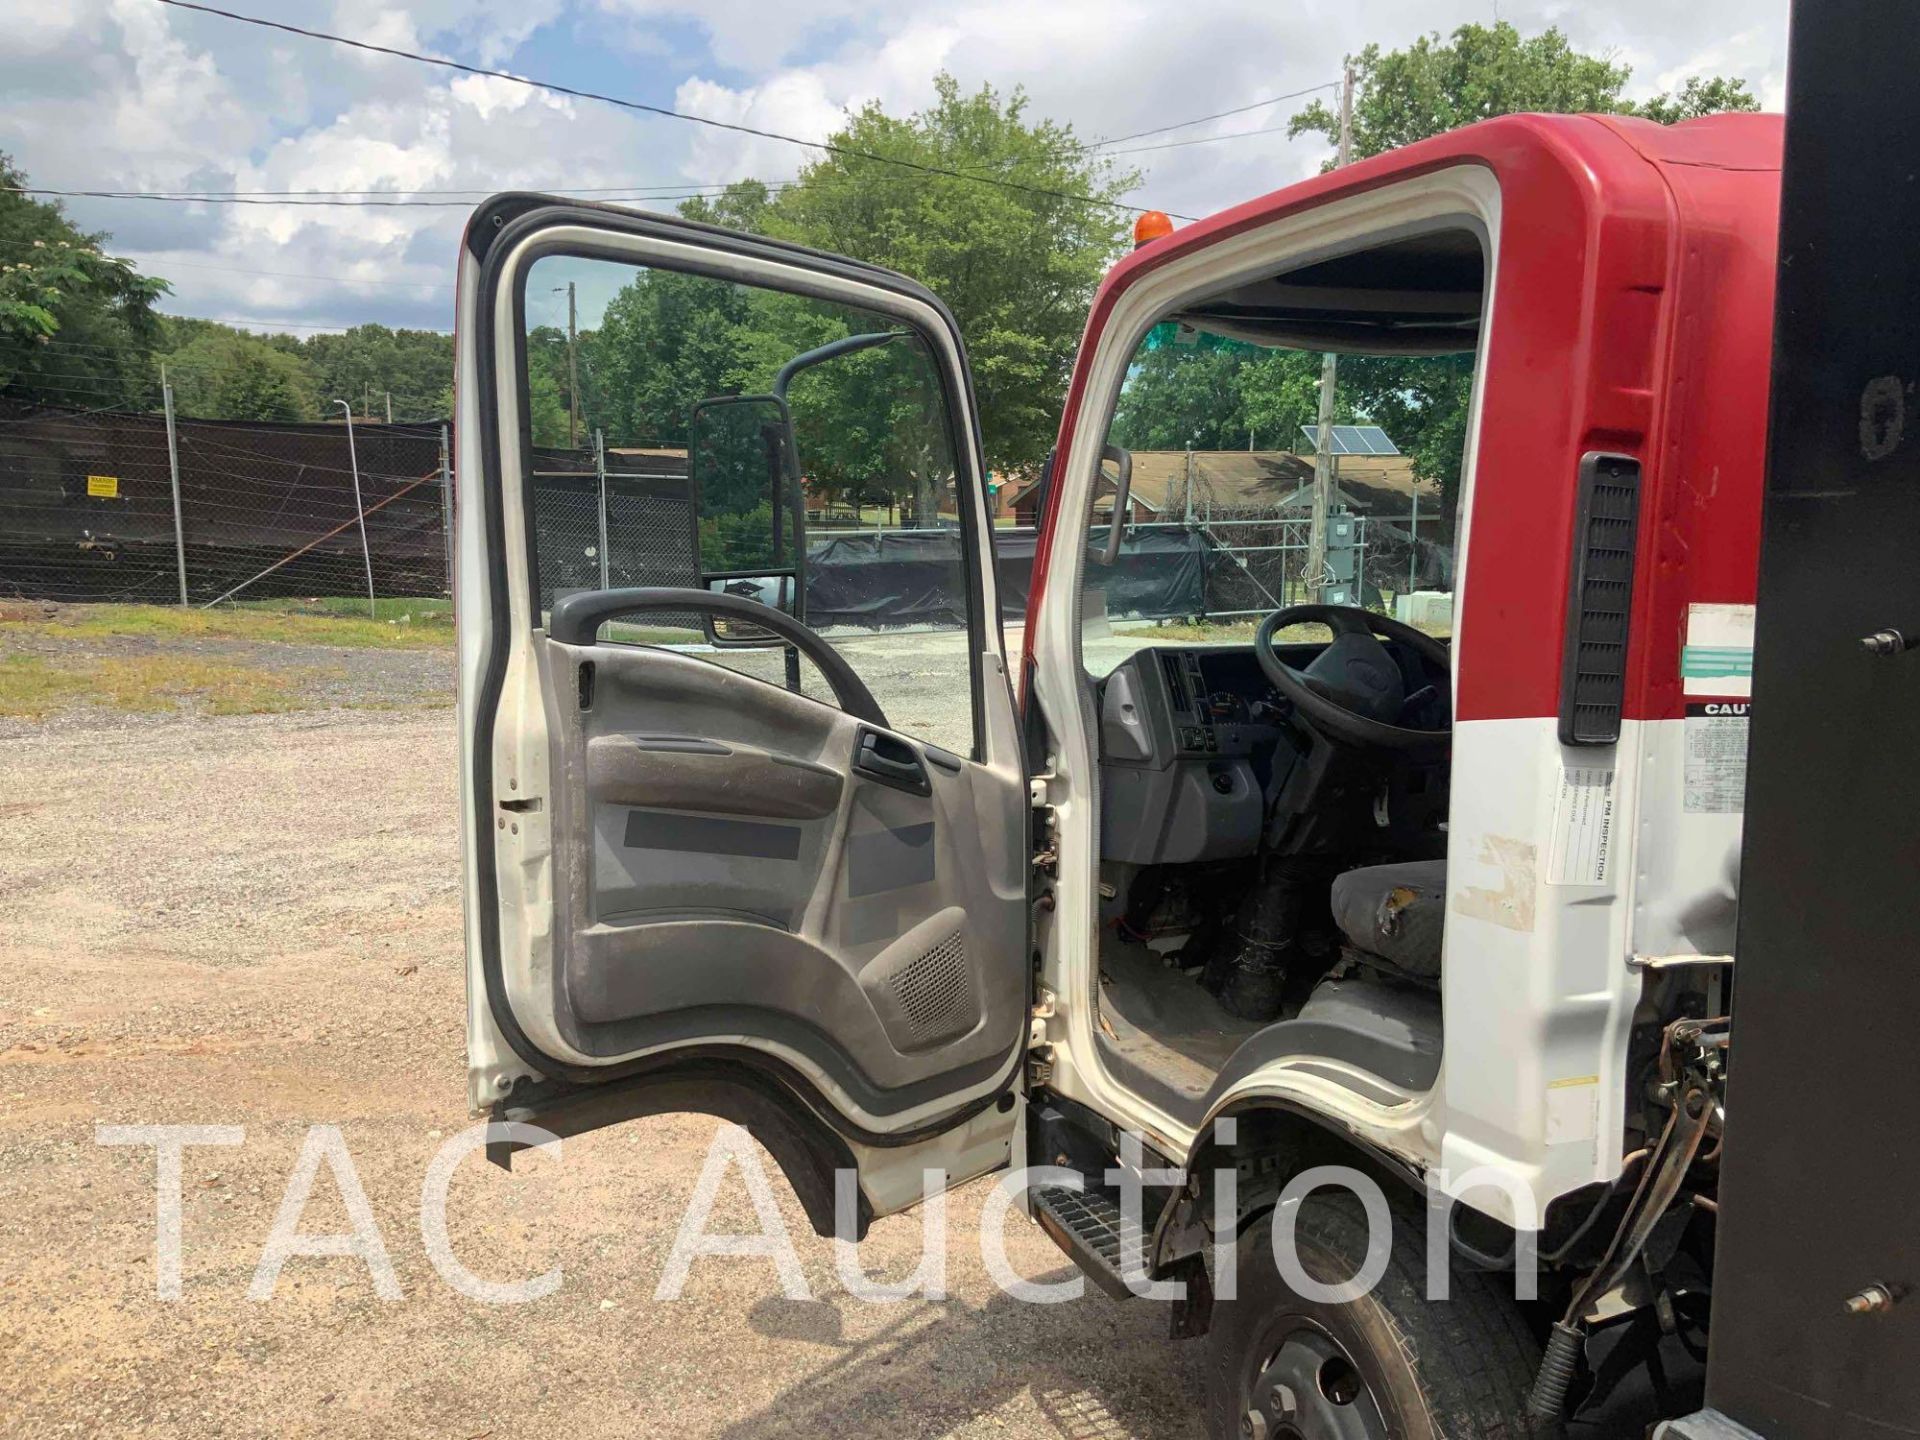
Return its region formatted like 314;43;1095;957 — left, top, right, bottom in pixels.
1081;319;1467;679
520;254;976;755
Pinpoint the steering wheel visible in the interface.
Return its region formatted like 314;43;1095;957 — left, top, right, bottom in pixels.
1254;603;1451;755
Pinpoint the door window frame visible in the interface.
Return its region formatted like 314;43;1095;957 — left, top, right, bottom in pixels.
483;204;1007;765
1025;166;1504;1157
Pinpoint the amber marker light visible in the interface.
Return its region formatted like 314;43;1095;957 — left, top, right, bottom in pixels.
1132;210;1175;247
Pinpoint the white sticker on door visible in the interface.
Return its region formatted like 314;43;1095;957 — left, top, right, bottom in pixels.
1682;602;1755;697
1684;701;1751;813
1548;766;1616;886
1546;1075;1600;1147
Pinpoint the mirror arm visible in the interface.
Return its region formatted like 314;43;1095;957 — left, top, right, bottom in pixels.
1101;443;1134;565
772;330;911;400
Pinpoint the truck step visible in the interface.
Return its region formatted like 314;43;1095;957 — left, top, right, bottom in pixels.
1029;1183;1148;1299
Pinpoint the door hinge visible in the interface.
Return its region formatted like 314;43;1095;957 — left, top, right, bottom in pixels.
1031;792;1059;876
1027;1046;1054;1088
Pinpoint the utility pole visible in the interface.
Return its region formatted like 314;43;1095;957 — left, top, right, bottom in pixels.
555;281;581;450
384;391;393;425
1305;62;1355;603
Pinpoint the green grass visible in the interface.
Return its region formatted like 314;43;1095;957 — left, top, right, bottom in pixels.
233;594;454;624
0;651;318;718
0;600;453;649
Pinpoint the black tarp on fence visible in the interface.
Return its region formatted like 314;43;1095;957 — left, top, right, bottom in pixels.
802;525;1210;628
0;403;446;605
1;406;1367;626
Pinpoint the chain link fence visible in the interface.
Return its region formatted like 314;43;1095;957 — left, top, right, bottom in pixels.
0;400;449;610
1192;509;1455;618
0;402;1453;627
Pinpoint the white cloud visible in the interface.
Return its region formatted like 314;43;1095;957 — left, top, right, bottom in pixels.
0;0;1792;331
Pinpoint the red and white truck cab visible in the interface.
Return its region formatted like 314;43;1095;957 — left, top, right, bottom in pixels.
454;110;1782;1436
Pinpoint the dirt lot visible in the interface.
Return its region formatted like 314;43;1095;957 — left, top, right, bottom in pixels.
0;613;1682;1438
0;626;1210;1440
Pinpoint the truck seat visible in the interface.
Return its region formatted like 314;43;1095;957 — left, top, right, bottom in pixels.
1329;859;1447;980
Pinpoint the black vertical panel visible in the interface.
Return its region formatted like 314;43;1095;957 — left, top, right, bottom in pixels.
1558;453;1642;745
1706;1;1920;1433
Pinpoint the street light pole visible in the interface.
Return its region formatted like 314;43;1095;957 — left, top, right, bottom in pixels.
334;399;377;618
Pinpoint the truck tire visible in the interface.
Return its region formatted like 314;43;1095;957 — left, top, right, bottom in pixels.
1205;1192;1545;1440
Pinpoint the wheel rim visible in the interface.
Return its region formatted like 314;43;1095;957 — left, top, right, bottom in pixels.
1242;1321;1388;1440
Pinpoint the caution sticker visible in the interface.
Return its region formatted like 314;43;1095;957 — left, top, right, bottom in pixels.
86;474;120;499
1684;700;1751;813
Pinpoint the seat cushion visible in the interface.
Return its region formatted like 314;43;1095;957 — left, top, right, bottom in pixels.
1329;859;1447;979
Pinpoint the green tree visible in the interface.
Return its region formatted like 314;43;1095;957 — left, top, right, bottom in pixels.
767;75;1139;478
298;324;454;421
1339;353;1475;497
1110;328;1332;452
1285;23;1760;502
0;154;170;407
581;267;750;448
1290;22;1759;164
523;325;575;447
677;179;775;236
158;319;322;421
1634;75;1761;125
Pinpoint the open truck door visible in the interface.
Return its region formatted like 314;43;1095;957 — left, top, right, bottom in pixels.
451;197;1030;1232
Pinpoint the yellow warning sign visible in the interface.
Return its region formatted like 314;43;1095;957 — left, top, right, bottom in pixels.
86;474;120;499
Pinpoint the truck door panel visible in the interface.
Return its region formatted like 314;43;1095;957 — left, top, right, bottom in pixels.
542;635;1026;1097
455;197;1029;1179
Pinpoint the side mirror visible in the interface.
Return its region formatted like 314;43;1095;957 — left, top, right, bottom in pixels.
688;394;806;647
705;574;799;644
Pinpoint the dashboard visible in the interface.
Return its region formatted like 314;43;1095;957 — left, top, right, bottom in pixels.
1096;646;1300;866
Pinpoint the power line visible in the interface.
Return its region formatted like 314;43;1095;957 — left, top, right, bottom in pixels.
185;314;451;333
40;180;802;199
1087;80;1342;149
8;181;807;210
151;0;1194;221
1103;120;1300;158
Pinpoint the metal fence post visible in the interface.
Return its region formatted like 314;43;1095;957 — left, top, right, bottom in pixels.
161;367;189;606
333;399;376;618
594;428;611;592
440;423;454;597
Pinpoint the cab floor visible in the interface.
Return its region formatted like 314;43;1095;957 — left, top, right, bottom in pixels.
1096;933;1263;1099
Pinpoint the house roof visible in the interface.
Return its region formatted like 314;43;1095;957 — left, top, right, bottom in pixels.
1016;449;1440;519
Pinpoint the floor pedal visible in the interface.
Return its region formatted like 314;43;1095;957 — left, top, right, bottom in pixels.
1029;1183;1150;1299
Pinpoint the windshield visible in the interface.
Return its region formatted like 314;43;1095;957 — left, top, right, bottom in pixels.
1078;320;1466;678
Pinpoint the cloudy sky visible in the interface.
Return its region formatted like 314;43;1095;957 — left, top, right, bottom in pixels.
2;0;1791;336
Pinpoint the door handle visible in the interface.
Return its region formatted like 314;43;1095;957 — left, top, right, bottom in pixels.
853;727;931;795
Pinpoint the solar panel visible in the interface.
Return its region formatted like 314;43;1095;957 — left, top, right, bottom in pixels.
1298;424;1401;456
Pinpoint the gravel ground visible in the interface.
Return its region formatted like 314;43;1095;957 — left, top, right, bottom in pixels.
0;654;1207;1440
0;627;1685;1437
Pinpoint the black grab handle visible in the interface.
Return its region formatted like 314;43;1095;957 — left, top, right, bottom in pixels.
547;587;888;729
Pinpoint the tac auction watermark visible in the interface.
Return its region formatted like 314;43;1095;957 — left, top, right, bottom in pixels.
94;1120;1540;1307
